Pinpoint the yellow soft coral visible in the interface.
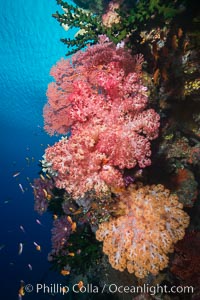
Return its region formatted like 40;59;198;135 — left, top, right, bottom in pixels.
96;183;189;278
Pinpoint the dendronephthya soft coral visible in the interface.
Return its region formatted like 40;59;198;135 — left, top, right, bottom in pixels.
42;36;160;198
96;183;190;278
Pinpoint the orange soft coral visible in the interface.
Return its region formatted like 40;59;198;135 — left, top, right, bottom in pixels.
96;183;189;278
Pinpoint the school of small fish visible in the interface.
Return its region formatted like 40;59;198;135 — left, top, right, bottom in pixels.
4;149;47;299
3;146;78;300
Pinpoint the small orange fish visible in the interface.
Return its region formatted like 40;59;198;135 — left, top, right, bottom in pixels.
36;245;41;251
77;281;84;289
67;216;76;231
43;189;48;197
68;252;75;257
62;286;68;294
47;194;52;201
42;189;52;200
18;280;25;299
67;216;72;224
71;222;77;232
40;174;45;181
60;269;70;276
33;242;41;251
42;189;51;200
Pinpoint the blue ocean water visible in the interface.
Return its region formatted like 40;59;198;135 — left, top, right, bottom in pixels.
0;1;74;298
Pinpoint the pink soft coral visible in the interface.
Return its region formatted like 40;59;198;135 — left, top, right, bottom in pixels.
42;37;160;198
43;36;146;136
43;110;159;198
44;129;123;199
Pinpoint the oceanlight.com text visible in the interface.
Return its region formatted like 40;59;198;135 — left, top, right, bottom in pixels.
106;283;194;296
24;283;194;296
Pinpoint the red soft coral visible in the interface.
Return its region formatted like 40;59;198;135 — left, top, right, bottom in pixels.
43;36;146;136
42;37;160;198
43;108;159;198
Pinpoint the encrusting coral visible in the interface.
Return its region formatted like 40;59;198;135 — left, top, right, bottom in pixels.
96;183;190;278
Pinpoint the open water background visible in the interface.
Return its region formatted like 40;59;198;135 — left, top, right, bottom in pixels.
0;0;75;298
